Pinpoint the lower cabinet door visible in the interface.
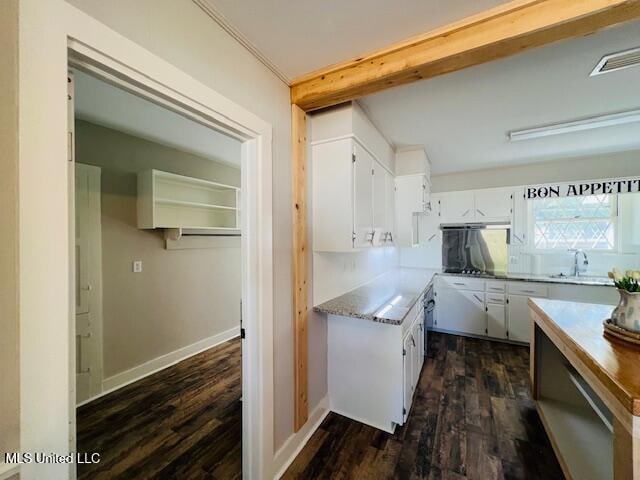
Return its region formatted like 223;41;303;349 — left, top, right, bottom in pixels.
402;332;414;422
507;294;531;343
436;287;487;336
487;303;506;339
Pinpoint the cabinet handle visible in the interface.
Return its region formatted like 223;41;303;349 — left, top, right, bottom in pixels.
462;209;470;217
388;232;393;243
427;234;436;241
410;335;416;347
477;209;486;216
473;294;483;303
453;282;465;286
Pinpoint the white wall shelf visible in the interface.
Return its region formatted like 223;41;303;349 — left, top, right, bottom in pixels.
138;169;241;234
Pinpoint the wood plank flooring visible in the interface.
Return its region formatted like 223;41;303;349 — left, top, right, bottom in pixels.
77;337;242;480
284;332;564;480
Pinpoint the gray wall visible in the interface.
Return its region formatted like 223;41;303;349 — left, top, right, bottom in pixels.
0;0;19;461
76;120;241;378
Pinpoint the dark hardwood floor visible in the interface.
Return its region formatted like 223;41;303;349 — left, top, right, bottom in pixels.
284;332;564;480
77;337;242;480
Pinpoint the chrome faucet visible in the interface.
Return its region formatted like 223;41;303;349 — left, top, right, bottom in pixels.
569;249;589;277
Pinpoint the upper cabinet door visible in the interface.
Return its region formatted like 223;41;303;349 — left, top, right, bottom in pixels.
385;170;395;245
510;188;527;246
439;191;475;222
353;143;374;249
474;189;512;222
372;160;387;246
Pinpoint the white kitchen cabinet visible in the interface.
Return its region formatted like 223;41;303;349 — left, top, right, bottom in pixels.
312;138;394;252
372;161;395;246
474;188;512;222
487;302;507;339
510;188;527;245
438;191;475;222
385;170;396;245
395;175;426;247
506;295;532;343
435;286;486;335
328;299;426;433
354;143;375;249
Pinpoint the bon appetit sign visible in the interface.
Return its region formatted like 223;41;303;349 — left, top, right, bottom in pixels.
526;177;640;199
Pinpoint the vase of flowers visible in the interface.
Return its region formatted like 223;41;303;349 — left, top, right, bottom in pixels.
608;268;640;332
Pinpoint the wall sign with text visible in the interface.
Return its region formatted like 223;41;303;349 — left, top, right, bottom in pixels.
526;177;640;199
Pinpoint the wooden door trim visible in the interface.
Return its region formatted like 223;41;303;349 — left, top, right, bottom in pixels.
291;105;309;430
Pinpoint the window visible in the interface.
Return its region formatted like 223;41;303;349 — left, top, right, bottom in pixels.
531;194;617;250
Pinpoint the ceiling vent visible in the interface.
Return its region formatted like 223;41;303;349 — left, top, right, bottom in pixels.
590;46;640;76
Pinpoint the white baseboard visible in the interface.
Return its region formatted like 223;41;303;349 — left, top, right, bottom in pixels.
0;462;19;480
272;396;330;479
79;327;240;406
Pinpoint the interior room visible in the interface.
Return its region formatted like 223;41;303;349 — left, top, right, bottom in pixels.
4;2;640;480
71;70;244;479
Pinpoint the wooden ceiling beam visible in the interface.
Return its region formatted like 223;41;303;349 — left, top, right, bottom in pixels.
291;0;640;111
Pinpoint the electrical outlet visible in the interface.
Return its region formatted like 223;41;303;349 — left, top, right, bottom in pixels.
133;260;143;273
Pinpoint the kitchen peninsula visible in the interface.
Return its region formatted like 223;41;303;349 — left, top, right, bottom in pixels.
529;298;640;480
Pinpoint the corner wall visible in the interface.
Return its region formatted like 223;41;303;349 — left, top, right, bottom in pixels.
0;0;20;467
75;120;241;381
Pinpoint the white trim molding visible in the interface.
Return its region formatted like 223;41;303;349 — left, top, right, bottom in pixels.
272;396;330;479
0;462;20;480
192;0;291;85
17;3;275;478
85;327;241;404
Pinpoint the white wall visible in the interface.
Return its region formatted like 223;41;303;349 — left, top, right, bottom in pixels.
76;120;241;380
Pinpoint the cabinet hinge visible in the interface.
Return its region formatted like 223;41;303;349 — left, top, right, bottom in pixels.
241;328;246;339
485;328;488;334
506;298;509;304
402;348;406;356
403;407;407;415
510;194;513;199
371;168;374;175
485;306;488;312
506;330;509;337
352;153;356;163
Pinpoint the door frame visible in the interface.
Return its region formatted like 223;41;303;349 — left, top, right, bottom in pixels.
18;3;274;479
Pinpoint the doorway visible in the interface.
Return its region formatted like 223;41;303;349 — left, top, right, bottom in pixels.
62;33;274;479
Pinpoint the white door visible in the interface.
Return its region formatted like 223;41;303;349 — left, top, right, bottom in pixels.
439;191;475;222
75;163;103;404
372;161;387;246
436;288;486;335
385;170;395;245
353;143;374;248
394;175;425;247
412;320;423;388
506;295;531;343
487;303;506;339
475;189;512;222
402;332;414;422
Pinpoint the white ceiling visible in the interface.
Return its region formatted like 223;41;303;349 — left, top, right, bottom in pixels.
73;70;241;167
207;0;509;80
359;20;640;175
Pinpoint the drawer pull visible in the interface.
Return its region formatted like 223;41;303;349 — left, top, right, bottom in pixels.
522;290;537;294
453;282;466;286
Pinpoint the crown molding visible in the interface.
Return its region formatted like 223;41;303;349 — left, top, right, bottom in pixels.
193;0;291;85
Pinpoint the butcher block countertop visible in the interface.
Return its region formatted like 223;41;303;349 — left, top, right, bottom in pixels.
528;297;640;417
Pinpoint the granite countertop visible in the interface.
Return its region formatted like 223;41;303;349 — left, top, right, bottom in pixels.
314;267;614;326
313;268;438;325
441;271;614;287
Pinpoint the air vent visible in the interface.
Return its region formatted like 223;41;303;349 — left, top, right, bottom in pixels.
590;46;640;76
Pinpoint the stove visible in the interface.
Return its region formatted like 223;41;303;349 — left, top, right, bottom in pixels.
445;267;489;276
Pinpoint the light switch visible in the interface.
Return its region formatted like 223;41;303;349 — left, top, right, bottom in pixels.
133;260;143;273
